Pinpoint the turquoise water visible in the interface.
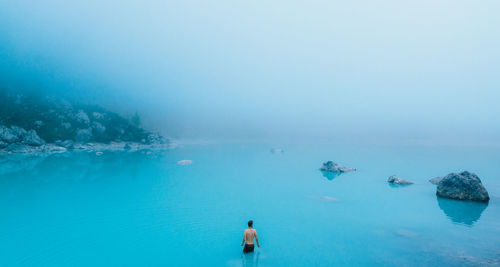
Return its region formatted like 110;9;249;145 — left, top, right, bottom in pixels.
0;144;499;266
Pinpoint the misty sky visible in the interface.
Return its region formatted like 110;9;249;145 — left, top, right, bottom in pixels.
1;0;499;143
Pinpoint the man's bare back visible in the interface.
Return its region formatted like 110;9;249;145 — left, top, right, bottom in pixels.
241;220;260;253
244;229;257;245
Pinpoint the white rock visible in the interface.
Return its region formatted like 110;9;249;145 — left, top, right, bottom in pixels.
177;159;193;165
320;196;338;202
270;148;284;154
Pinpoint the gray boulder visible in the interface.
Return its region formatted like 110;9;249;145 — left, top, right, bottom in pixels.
41;144;67;153
436;171;489;202
22;130;45;146
388;175;413;185
55;140;74;149
10;126;28;137
429;176;443;185
320;161;356;173
0;125;20;143
0;125;45;147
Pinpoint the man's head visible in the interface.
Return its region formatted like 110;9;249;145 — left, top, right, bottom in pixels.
248;220;253;227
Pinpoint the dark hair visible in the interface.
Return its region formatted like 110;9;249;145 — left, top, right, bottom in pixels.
248;220;253;227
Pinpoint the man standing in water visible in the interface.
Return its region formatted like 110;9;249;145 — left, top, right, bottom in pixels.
241;220;260;253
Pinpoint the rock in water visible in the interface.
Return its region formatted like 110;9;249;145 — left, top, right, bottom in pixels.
320;196;338;202
177;160;193;165
320;161;355;173
270;148;284;154
388;175;414;185
429;176;443;185
436;171;489;202
396;229;417;238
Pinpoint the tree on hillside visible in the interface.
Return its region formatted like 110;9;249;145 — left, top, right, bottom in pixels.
131;111;141;127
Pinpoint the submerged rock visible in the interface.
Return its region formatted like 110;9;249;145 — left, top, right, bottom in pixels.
396;229;417;238
177;159;193;165
270;148;284;154
320;196;338;202
429;176;443;185
320;161;355;173
388;175;414;185
436;171;489;202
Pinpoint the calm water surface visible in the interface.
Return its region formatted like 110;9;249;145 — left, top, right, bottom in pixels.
0;144;499;266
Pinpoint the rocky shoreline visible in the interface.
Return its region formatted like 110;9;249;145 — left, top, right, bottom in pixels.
1;91;170;154
1;124;169;154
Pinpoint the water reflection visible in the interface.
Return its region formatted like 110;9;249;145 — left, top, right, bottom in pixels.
241;251;260;267
437;197;488;226
0;150;165;182
388;183;412;188
0;153;47;175
320;171;341;181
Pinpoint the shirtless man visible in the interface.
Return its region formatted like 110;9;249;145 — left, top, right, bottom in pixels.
241;220;260;253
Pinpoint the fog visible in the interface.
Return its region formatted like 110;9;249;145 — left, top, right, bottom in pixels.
1;0;499;144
